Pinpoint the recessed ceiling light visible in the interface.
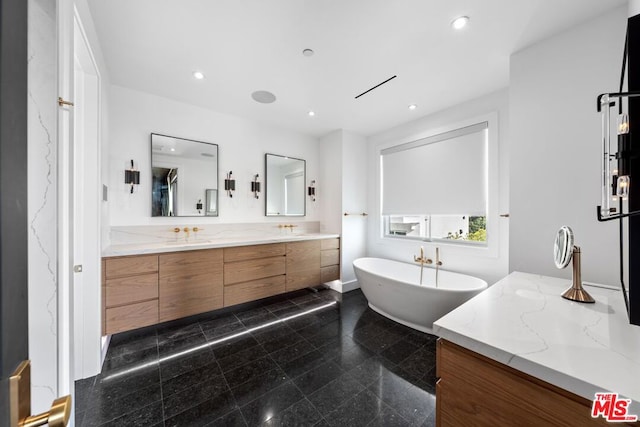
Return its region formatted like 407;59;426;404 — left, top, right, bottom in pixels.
193;71;205;80
308;111;316;117
303;49;314;57
408;104;417;111
170;148;175;152
251;90;277;104
451;16;469;30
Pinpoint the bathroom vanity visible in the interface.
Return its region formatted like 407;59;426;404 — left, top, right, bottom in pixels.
434;272;640;426
102;234;340;335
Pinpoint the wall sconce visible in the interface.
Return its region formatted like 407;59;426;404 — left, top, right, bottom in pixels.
224;171;235;197
251;174;260;199
308;180;316;201
196;199;203;214
124;159;140;194
597;92;640;221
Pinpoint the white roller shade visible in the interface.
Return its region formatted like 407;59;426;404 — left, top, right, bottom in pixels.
381;122;487;215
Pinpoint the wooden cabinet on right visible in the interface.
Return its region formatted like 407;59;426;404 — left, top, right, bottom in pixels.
436;339;624;426
320;238;340;282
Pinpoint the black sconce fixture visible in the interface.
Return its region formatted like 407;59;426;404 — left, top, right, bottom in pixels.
308;180;316;202
196;199;203;214
251;174;260;199
224;171;235;197
124;159;140;194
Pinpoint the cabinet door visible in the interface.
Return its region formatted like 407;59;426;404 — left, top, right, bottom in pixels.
159;249;223;322
286;240;321;291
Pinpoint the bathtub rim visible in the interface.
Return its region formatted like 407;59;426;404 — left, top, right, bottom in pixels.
353;257;488;293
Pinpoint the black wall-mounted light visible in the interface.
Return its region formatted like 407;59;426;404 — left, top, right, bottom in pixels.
308;180;316;202
196;199;203;214
124;159;140;194
251;174;260;199
224;171;235;197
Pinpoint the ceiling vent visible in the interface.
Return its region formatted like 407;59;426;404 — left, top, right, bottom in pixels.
355;75;397;99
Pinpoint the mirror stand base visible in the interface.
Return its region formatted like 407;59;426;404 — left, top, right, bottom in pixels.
561;287;595;303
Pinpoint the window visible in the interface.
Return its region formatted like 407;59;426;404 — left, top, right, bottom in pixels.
385;215;487;243
381;120;490;246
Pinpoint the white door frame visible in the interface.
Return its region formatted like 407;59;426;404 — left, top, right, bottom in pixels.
72;5;102;381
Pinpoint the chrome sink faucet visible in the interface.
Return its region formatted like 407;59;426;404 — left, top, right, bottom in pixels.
413;246;432;285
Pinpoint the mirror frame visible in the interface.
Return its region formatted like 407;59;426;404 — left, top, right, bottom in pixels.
150;133;219;217
264;153;306;217
553;225;574;269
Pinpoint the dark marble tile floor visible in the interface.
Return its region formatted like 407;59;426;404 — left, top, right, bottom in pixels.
76;289;438;426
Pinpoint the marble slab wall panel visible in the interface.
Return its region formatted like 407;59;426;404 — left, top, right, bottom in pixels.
109;221;321;246
28;0;58;414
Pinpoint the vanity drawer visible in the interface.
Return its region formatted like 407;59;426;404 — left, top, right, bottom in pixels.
105;273;158;308
105;255;158;279
321;265;340;283
159;249;224;322
320;249;340;267
105;299;158;335
224;243;286;263
321;238;340;250
224;256;286;285
224;275;286;307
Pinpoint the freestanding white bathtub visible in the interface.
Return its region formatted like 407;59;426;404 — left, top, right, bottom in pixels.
353;257;487;333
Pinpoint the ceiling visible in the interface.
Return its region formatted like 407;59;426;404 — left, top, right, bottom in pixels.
87;0;627;137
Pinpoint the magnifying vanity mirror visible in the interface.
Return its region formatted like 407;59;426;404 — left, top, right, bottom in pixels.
151;133;219;217
265;153;306;216
553;226;595;303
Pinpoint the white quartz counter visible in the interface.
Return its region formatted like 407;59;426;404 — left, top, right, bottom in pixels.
433;271;640;414
103;233;340;257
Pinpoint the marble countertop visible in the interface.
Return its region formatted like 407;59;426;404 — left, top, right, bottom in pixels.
103;233;340;257
433;271;640;414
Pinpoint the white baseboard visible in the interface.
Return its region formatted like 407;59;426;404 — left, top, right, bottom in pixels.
325;279;360;293
100;335;111;368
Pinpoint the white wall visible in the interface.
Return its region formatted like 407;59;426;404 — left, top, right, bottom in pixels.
509;6;626;285
319;130;368;290
108;85;320;225
28;0;59;412
367;90;510;285
341;131;368;285
319;131;343;234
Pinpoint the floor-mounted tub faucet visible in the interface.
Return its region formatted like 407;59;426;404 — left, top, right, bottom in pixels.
435;247;443;287
413;246;432;285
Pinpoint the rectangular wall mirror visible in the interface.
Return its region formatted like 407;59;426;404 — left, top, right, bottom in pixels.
151;133;218;217
265;153;306;216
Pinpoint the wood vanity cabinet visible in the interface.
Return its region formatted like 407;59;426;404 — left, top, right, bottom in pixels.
103;254;159;335
320;238;340;282
286;240;321;291
158;248;223;322
436;339;616;427
223;243;286;306
102;237;340;334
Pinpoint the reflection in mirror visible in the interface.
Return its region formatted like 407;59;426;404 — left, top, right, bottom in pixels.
205;189;217;216
151;134;218;217
265;153;306;216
